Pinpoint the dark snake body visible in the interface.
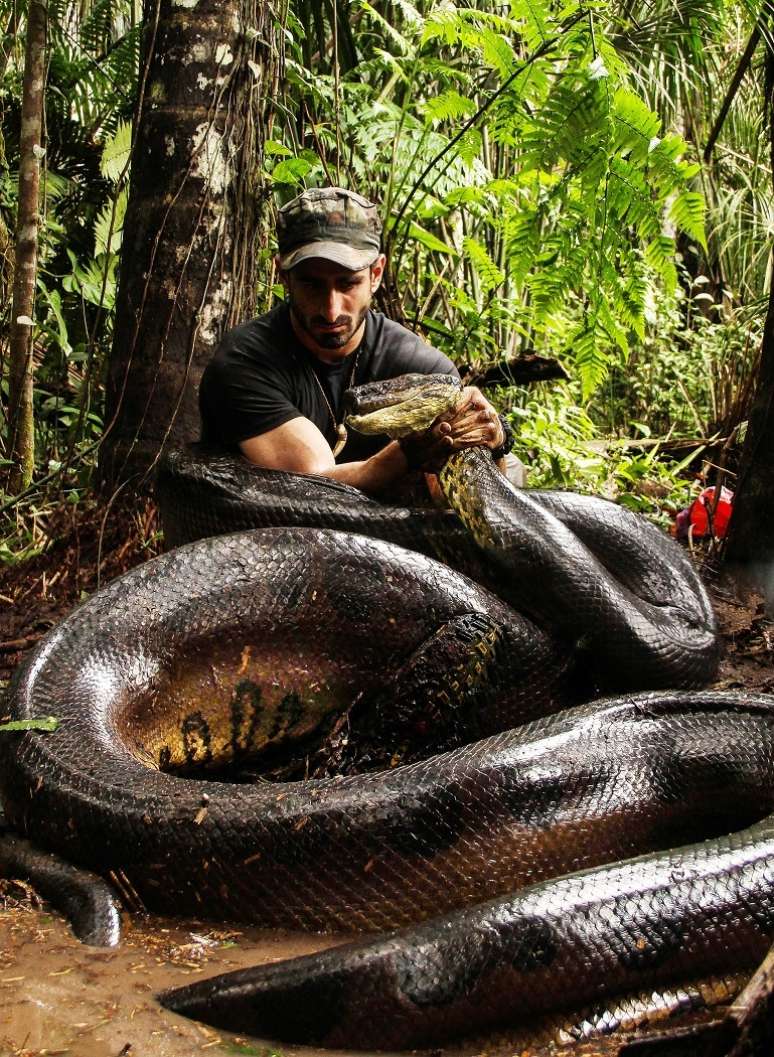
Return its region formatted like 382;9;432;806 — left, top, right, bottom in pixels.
157;444;718;692
1;426;762;1048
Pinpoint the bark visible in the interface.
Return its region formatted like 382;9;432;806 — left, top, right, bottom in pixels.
99;0;280;491
725;38;774;588
6;0;47;493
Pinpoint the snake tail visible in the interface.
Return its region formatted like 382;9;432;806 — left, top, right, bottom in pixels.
0;829;121;946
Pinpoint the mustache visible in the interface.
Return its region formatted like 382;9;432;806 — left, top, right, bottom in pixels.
311;316;351;327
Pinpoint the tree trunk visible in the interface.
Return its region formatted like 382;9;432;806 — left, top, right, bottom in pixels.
6;0;47;494
99;0;280;491
725;286;774;570
725;38;774;591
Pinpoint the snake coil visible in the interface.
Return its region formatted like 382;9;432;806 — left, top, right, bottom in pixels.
2;375;764;1050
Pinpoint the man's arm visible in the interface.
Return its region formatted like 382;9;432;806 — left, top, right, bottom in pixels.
239;417;432;493
239;386;505;494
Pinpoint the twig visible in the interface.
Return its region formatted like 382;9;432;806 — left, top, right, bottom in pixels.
704;25;761;162
0;635;41;653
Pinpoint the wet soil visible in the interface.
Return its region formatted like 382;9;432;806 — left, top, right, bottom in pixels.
1;502;772;1057
0;891;353;1057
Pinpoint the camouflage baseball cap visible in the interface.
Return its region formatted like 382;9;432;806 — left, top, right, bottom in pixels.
277;187;382;271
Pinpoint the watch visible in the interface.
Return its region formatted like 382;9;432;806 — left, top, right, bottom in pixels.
491;413;515;461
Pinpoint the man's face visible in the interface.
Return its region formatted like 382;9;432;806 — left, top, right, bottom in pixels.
282;256;385;360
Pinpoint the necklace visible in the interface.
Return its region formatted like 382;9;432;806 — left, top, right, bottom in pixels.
308;348;360;458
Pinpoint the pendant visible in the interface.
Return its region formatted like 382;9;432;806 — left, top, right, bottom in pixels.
332;424;348;459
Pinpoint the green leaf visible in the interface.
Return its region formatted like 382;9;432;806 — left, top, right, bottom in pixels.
407;221;458;256
456;127;482;168
264;140;292;157
270;157;313;184
645;236;678;296
570;319;610;399
479;28;514;77
0;717;59;733
100;120;132;183
463;236;504;292
357;0;413;53
670;191;706;249
94;189;128;256
612;89;661;161
422;89;476;125
38;283;72;356
422;5;462;47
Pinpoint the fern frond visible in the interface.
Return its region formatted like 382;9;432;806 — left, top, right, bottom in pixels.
421;5;463;47
102;26;141;93
356;0;413;55
607;158;661;240
597;296;630;356
614;267;648;341
100;120;132;182
423;89;476;124
389;0;424;29
570;318;611;398
670;190;706;248
612;88;661;161
522;75;611;172
478;27;515;77
454;9;522;33
456;128;482;168
504;210;541;286
463;236;505;292
509;0;550;47
644;235;678;295
94;188;128;255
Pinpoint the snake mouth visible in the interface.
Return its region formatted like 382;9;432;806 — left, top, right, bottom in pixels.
343;373;461;437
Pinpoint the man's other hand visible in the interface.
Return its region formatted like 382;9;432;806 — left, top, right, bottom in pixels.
400;387;504;474
436;386;504;450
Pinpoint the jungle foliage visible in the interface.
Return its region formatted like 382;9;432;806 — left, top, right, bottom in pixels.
0;0;771;554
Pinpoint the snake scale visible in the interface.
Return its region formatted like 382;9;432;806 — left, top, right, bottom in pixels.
1;373;770;1050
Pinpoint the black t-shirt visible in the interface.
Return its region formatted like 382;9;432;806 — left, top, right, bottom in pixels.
199;303;458;463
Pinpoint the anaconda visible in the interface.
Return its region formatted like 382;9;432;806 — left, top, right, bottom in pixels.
157;379;718;693
1;373;761;1049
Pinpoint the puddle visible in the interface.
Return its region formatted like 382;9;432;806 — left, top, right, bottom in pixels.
0;890;372;1057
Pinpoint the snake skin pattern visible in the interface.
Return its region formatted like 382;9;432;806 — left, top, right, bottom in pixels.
162;690;774;1048
2;526;772;1047
0;827;121;946
157;444;718;691
0;529;575;930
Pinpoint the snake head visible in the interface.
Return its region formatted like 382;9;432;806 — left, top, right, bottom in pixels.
343;373;462;438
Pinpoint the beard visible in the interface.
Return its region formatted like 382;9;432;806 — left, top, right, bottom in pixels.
289;298;370;350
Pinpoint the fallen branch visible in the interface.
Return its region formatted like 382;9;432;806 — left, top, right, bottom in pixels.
0;634;41;653
460;353;570;388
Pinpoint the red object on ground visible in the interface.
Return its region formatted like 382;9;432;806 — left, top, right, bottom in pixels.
687;486;734;539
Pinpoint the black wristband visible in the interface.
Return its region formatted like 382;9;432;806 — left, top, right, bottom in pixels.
491;413;515;461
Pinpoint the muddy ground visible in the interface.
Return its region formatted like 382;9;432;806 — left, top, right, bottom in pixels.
0;501;772;1057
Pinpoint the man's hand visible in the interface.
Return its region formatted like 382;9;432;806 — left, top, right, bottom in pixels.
400;387;504;473
436;386;504;449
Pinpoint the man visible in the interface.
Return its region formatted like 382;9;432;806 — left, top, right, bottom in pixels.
199;186;512;493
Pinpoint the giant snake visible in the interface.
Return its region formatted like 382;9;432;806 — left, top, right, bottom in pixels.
1;373;771;1050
